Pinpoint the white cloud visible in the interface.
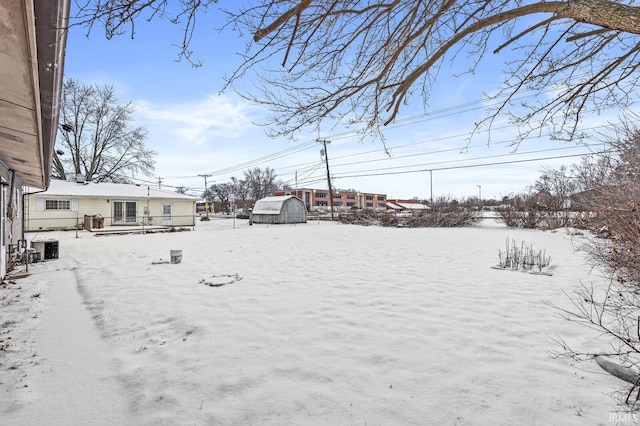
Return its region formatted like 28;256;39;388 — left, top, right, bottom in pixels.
135;94;258;146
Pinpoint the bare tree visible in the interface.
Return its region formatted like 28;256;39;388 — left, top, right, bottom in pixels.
547;121;640;408
72;1;640;142
230;177;251;210
208;182;234;213
54;79;156;183
582;126;640;287
242;167;284;202
571;155;614;195
534;165;577;227
206;169;287;212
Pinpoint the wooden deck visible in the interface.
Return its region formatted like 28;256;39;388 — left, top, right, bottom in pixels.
90;226;179;236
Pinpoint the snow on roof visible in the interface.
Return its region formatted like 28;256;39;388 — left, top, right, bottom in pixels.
28;179;196;201
399;202;429;210
387;200;430;210
252;195;298;215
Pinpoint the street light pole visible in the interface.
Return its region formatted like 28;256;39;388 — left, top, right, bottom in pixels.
477;185;482;210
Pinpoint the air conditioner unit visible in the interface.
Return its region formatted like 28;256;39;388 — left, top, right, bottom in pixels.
31;240;59;261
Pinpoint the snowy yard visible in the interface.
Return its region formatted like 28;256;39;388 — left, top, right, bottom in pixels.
0;218;624;425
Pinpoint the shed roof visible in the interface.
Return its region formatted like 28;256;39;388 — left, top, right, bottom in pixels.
252;195;300;215
28;179;196;201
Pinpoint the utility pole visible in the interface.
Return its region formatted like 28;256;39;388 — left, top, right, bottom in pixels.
198;173;212;218
428;170;433;208
318;139;334;220
157;176;163;189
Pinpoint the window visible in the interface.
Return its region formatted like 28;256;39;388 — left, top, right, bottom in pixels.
347;202;356;207
45;199;71;210
334;202;343;207
378;203;386;208
365;195;374;200
316;192;327;198
366;202;374;208
347;194;356;200
315;201;328;206
334;194;342;199
377;195;386;201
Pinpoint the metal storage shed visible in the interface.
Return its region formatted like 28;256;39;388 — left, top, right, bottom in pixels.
252;196;307;224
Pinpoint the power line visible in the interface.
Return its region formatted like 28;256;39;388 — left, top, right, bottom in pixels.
155;71;619;190
278;141;607;187
159;78;598;181
327;143;606;178
275;122;613;178
332;150;612;180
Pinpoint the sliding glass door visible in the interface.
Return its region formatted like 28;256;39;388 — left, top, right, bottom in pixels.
113;201;137;224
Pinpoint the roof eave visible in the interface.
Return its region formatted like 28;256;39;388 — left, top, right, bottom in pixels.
35;0;71;189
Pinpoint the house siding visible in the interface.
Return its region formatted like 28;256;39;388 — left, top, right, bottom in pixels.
26;182;197;231
1;164;26;278
143;199;195;226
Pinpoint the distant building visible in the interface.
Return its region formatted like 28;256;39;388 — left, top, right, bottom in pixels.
26;180;197;231
251;195;307;224
273;188;387;210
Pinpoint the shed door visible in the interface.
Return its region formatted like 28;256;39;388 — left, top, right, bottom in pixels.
162;204;172;225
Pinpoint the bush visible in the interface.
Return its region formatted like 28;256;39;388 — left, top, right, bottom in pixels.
495;205;543;229
496;238;551;272
550;124;640;410
338;205;480;228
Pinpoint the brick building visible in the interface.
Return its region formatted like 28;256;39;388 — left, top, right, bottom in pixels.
274;188;387;211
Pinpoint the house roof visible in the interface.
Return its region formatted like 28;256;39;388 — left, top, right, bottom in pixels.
253;195;300;215
28;179;197;201
387;200;430;210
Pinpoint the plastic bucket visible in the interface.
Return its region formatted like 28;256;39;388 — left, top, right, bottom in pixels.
170;249;182;264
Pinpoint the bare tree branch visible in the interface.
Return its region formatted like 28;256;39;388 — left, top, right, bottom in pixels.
71;0;640;141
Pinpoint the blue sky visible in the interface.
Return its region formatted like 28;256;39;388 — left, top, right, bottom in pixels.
62;5;613;201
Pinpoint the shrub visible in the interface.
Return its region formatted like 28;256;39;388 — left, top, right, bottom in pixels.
338;205;480;228
496;238;551;272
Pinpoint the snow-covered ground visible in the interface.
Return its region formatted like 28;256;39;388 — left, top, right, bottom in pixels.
0;218;625;425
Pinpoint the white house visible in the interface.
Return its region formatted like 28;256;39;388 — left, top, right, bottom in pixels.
26;180;197;231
